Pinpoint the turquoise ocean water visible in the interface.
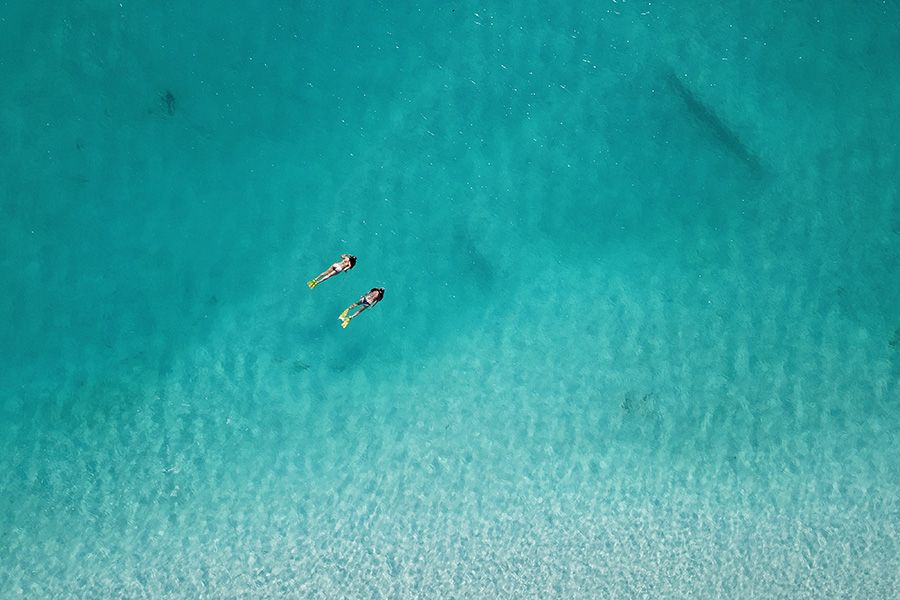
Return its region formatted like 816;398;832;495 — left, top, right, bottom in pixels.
1;1;898;597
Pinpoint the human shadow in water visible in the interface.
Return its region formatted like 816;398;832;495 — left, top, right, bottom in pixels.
161;90;176;116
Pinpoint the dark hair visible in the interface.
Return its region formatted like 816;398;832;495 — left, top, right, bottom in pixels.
348;255;357;268
371;287;384;298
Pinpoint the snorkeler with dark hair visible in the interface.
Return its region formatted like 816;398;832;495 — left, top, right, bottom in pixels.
307;254;357;289
339;288;384;328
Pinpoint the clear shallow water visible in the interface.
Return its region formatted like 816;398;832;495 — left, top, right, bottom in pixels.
1;1;898;597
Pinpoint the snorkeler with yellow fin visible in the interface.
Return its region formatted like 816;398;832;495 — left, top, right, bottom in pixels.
307;254;356;289
339;288;384;328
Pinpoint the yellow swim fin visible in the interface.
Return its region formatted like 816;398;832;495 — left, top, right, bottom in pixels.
307;279;319;289
341;317;350;329
339;308;349;320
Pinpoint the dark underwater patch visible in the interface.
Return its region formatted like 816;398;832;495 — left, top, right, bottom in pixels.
666;69;763;178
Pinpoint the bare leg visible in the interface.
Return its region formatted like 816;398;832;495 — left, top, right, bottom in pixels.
314;267;335;283
346;306;366;321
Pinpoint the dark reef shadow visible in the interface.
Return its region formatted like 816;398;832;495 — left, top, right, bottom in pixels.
665;69;764;178
452;225;494;291
453;225;494;291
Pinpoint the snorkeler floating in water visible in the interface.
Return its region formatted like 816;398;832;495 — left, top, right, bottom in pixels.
307;254;356;289
339;288;384;329
306;254;384;328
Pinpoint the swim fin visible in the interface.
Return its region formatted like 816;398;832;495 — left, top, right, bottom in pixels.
339;308;349;320
341;317;350;329
307;279;319;289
